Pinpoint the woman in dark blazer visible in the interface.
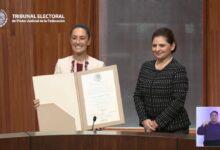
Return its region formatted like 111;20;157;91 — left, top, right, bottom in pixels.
134;27;190;134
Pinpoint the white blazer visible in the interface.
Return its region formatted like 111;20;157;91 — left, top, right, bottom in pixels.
54;55;104;74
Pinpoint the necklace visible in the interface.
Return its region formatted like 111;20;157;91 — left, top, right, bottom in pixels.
155;57;173;70
71;56;89;72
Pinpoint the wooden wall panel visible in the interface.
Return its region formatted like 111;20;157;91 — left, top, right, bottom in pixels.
0;0;36;133
205;0;220;105
0;0;99;133
33;0;99;75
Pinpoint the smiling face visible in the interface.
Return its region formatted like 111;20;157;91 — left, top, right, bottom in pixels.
70;27;91;55
152;36;175;61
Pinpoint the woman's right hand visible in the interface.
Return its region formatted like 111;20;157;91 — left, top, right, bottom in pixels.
33;99;40;110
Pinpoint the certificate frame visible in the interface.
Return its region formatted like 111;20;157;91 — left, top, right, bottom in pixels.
77;65;125;130
33;73;83;131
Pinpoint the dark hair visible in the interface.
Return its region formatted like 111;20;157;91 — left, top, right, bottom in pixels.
152;27;177;53
70;24;91;39
210;111;218;116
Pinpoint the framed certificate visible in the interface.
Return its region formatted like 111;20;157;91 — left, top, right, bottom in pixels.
33;65;125;131
77;65;125;130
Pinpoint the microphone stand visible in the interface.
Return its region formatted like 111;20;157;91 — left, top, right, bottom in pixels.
92;116;97;134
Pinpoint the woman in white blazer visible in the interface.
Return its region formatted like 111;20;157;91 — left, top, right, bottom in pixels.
34;24;104;108
55;24;104;73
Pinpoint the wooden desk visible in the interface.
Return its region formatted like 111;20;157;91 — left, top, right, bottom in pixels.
0;132;30;150
1;131;220;150
28;131;178;150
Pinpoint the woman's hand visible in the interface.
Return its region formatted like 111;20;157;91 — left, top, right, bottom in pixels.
152;120;158;129
33;99;40;110
144;127;153;133
142;119;156;131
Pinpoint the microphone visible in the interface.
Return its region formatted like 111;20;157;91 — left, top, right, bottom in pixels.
92;116;97;132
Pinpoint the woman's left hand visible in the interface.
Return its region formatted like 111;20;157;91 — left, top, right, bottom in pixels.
152;120;158;129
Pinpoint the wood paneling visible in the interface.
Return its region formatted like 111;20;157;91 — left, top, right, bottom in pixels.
0;0;36;133
29;131;179;150
177;138;196;150
205;0;220;105
0;0;99;133
33;0;99;75
2;131;220;150
0;133;30;150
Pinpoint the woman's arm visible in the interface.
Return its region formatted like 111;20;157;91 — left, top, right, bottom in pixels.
155;67;188;128
133;64;148;126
